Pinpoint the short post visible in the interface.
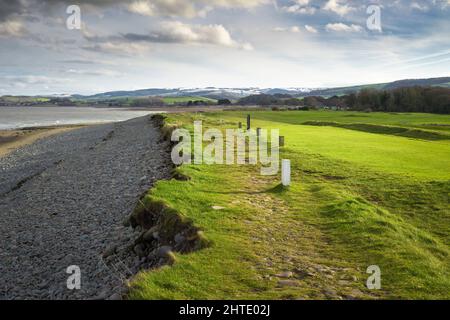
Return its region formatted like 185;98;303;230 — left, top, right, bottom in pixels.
238;122;242;129
279;136;285;147
247;114;251;131
282;159;291;187
256;128;261;137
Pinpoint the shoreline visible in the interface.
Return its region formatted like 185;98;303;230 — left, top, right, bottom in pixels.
0;124;87;158
0;115;171;299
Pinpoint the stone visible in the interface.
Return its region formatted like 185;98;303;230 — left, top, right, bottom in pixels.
276;271;293;278
174;233;185;244
143;227;158;241
157;246;173;258
102;245;117;258
277;280;299;287
134;244;146;258
109;293;122;300
323;289;338;298
122;217;131;227
92;290;109;300
0;116;173;299
212;206;225;210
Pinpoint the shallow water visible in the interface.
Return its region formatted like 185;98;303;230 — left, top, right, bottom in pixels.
0;106;160;130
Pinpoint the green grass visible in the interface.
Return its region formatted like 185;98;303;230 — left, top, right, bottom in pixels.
162;96;217;105
128;111;450;300
227;110;450;133
0;96;51;103
301;121;450;141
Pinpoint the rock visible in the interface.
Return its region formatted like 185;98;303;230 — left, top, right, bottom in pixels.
323;289;338;298
102;245;117;258
0;116;173;299
92;290;109;300
174;233;185;244
349;289;364;297
294;269;315;279
277;280;299;287
212;206;225;210
109;293;122;300
276;271;293;278
134;244;146;258
122;217;131;227
157;246;173;258
143;227;158;241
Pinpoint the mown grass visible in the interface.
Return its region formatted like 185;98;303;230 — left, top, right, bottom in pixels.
301;121;449;141
128;111;450;300
229;110;450;134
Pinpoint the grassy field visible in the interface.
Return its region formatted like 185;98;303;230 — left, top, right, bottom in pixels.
0;96;51;103
128;110;450;300
162;96;217;105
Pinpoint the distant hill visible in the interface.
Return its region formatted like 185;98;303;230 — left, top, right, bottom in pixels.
69;77;450;101
3;77;448;102
383;77;450;90
304;77;450;97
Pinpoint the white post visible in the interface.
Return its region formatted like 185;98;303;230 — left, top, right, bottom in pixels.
282;159;291;186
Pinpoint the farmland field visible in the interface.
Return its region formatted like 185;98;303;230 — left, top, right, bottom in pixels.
129;111;450;300
162;96;217;105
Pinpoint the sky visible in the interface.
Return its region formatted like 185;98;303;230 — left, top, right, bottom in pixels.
0;0;449;95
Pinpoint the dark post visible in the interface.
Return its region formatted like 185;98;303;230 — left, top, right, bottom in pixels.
257;128;261;136
279;136;285;147
247;114;251;130
238;122;242;129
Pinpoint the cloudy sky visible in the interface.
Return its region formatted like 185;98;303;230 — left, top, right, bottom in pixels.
0;0;449;95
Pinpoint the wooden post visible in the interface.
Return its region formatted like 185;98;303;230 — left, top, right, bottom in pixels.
279;136;285;147
282;159;291;186
238;122;242;129
256;128;261;136
247;114;251;130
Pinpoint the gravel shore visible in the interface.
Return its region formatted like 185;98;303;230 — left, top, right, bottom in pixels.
0;116;172;299
0;126;82;158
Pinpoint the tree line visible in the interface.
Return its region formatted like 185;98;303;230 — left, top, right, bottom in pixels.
237;86;450;114
344;86;450;114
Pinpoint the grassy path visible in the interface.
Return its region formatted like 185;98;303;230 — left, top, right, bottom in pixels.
129;111;450;300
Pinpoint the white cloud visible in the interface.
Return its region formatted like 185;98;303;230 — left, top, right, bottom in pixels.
323;0;355;16
127;0;197;17
305;25;318;33
281;0;316;15
83;21;253;52
145;21;253;49
1;75;72;86
274;26;302;33
411;2;429;12
161;21;235;46
66;69;123;77
127;0;268;18
326;23;362;32
82;41;151;56
0;20;27;37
